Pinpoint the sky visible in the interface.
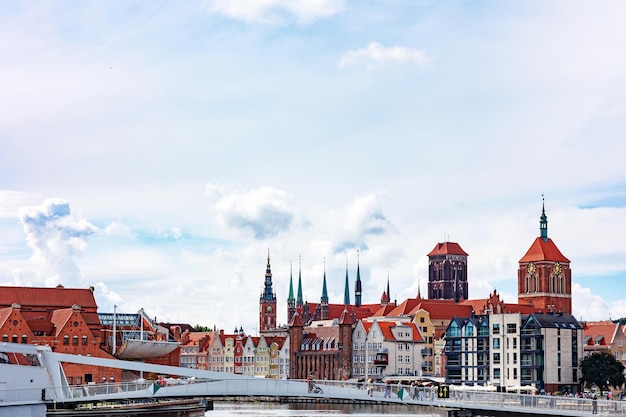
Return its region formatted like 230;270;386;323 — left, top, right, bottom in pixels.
1;1;626;333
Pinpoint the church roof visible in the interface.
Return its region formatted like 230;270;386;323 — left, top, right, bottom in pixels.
519;237;570;263
427;242;468;257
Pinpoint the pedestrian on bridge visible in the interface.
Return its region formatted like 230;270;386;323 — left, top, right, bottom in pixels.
592;395;598;414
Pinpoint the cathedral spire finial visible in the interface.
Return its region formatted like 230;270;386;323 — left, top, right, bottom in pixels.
288;261;295;304
343;257;350;305
355;250;362;308
321;257;329;303
540;194;548;242
296;254;303;306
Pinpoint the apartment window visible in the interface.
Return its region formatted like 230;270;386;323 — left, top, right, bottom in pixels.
619;340;623;347
513;338;517;349
494;368;501;379
21;335;27;344
507;323;517;334
420;317;425;323
73;335;79;346
63;335;69;345
398;355;404;363
493;324;500;335
1;334;7;342
493;338;500;349
513;352;517;364
514;368;518;379
82;336;88;346
12;334;18;343
493;352;501;364
398;343;403;350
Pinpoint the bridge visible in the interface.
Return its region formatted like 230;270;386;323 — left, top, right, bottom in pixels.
1;343;623;417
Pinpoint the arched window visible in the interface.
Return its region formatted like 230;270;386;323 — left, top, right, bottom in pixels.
72;335;79;346
2;334;8;342
82;335;88;346
63;335;69;345
12;334;18;343
21;335;27;344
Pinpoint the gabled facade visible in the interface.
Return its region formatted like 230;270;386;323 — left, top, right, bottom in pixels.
278;335;290;379
352;318;425;379
289;311;353;381
0;286;121;385
179;331;213;370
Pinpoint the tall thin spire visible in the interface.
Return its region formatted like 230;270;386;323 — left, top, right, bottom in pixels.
321;257;329;302
296;255;303;306
386;273;390;303
540;194;548;242
355;250;362;308
261;249;275;302
343;258;350;305
287;261;295;305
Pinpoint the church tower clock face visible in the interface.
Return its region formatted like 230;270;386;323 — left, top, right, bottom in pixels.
527;262;536;275
553;263;562;275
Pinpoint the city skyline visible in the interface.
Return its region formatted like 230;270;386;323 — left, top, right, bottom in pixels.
1;1;625;332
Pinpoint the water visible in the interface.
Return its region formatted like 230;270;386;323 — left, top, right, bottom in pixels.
208;401;443;416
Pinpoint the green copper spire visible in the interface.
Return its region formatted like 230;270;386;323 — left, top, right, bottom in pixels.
296;255;303;306
540;194;548;242
355;250;362;307
343;258;350;305
321;258;329;303
287;261;295;304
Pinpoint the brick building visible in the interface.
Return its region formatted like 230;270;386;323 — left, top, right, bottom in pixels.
0;285;121;384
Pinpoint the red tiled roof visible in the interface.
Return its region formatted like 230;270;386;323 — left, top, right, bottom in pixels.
304;302;380;321
386;298;472;320
0;286;98;310
50;308;73;336
519;237;570;263
0;308;11;326
427;242;468;257
582;321;617;347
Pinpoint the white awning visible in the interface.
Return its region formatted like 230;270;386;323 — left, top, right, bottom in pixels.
115;340;180;359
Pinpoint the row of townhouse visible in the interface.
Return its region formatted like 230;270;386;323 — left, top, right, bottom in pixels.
444;312;583;394
178;328;289;379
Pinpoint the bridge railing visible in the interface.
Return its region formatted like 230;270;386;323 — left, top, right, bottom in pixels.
49;376;626;416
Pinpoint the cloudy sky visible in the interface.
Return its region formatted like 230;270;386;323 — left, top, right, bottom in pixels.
1;1;625;333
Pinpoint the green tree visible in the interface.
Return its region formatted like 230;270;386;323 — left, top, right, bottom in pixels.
580;350;625;392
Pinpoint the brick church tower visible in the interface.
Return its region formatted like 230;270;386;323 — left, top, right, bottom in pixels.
518;199;572;314
259;250;277;331
427;241;469;302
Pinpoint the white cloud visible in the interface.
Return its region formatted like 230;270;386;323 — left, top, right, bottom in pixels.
18;198;97;286
206;183;297;239
205;0;345;24
326;193;394;254
572;283;610;322
338;42;432;70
